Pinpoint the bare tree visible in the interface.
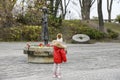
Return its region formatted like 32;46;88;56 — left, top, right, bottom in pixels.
79;0;95;20
0;0;16;27
60;0;71;19
48;0;71;19
97;0;104;32
107;0;113;22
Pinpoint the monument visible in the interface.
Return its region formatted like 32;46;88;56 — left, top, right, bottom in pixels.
24;1;53;63
41;6;49;45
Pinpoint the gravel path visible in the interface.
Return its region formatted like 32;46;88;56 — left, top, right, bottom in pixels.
0;42;120;80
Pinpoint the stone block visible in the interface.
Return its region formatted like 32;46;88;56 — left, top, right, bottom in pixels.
24;46;53;63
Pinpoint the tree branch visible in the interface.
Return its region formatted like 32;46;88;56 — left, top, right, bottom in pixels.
107;0;110;12
66;0;71;8
79;0;83;8
110;0;113;11
91;0;96;7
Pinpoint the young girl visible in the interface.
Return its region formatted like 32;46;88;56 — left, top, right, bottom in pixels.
56;33;63;42
52;40;67;78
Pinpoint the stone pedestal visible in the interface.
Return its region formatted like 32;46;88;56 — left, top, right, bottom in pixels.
24;46;53;63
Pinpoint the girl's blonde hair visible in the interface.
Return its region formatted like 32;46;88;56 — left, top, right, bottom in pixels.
57;33;62;39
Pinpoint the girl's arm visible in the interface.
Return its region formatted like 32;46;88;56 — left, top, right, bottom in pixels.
61;49;67;62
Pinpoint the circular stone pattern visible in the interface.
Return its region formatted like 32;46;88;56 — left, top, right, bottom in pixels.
72;34;90;42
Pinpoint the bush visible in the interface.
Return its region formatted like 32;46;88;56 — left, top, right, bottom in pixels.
16;11;42;25
115;15;120;23
21;26;41;41
48;27;62;41
107;29;119;39
0;26;41;41
9;27;22;41
48;15;62;27
0;20;118;42
0;25;62;41
0;28;12;41
62;20;105;41
77;26;105;39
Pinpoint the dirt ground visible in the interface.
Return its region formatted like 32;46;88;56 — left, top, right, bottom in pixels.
0;42;120;80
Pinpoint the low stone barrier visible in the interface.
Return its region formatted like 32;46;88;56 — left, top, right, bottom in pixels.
24;46;53;63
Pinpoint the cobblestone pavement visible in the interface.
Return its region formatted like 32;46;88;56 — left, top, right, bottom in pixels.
0;42;120;80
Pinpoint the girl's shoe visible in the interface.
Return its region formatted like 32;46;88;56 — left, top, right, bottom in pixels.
52;74;57;78
57;75;61;79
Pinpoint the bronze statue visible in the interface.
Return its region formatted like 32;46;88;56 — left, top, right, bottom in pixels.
41;6;49;45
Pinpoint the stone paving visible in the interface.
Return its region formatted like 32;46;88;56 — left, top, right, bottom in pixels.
0;42;120;80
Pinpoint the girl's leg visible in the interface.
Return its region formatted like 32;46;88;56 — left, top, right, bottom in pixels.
56;64;61;78
52;63;57;77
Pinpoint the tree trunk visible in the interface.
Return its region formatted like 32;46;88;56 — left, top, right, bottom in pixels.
81;7;90;20
60;0;71;19
97;0;104;32
108;11;111;22
79;0;95;20
54;0;61;17
107;0;113;22
49;0;54;15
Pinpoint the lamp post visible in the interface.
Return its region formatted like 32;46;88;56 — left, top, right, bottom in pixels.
41;0;50;45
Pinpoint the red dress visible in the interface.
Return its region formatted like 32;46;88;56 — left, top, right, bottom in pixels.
53;46;67;64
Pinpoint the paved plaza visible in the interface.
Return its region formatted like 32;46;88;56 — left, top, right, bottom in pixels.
0;42;120;80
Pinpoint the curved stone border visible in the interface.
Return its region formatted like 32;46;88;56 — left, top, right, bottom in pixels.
72;34;90;42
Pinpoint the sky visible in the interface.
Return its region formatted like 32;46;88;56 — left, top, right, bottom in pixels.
65;0;120;20
14;0;120;20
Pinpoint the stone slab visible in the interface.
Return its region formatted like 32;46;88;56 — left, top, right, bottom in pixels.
24;46;53;63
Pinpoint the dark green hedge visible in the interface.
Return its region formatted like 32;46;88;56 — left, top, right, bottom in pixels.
0;25;118;42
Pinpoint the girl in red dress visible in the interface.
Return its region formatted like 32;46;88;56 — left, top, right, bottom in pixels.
52;40;67;78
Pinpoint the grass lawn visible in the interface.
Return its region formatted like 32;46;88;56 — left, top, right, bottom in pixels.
104;22;120;34
92;21;120;34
